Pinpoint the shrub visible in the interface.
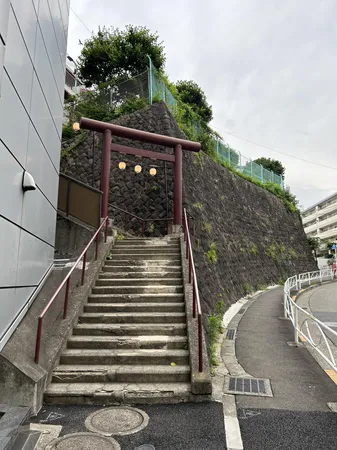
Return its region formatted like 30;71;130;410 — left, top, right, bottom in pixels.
205;242;217;264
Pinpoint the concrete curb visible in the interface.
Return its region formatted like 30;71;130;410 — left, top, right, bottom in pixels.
212;286;278;450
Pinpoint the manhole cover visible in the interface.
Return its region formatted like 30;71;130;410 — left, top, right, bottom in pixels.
85;406;149;436
45;433;120;450
224;376;273;397
135;446;155;450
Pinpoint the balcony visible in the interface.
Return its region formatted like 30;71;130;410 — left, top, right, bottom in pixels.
318;228;337;240
316;215;337;232
304;223;318;234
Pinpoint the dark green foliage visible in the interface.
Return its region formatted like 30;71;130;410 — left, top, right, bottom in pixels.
78;25;166;87
176;80;213;123
253;157;285;177
116;95;148;116
208;300;225;366
205;242;217;264
307;236;320;251
62;123;76;140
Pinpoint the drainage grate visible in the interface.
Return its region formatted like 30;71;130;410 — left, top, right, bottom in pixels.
238;308;246;315
226;329;236;340
225;376;273;397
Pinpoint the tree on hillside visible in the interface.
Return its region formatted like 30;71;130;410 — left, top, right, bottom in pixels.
307;236;320;258
253;157;285;177
175;80;213;123
78;25;166;87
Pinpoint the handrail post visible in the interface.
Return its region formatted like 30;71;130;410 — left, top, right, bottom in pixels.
95;231;100;260
193;282;196;318
294;306;299;345
63;278;70;319
104;218;108;243
198;313;203;372
189;257;192;283
124;212;127;230
34;317;43;364
81;252;87;285
142;221;145;236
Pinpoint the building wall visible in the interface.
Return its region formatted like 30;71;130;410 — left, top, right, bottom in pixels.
0;0;69;350
302;193;337;241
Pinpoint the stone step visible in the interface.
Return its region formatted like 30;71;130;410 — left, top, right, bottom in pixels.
78;312;186;324
67;335;188;350
91;285;183;295
52;364;191;383
112;245;180;251
95;278;183;287
104;260;181;267
116;239;179;244
59;349;190;365
87;293;184;303
101;269;182;276
44;382;192;405
84;302;185;313
72;323;187;336
108;253;181;261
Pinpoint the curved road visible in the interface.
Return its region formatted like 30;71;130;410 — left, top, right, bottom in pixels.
235;286;337;450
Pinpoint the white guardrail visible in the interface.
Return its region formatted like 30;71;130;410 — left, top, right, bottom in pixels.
284;269;337;372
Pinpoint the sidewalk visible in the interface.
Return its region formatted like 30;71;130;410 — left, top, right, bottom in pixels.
232;287;337;449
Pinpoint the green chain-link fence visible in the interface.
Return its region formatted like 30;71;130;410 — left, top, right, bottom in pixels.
68;61;283;188
147;58;283;188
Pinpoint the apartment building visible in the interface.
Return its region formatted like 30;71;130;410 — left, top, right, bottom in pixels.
302;192;337;242
0;0;69;350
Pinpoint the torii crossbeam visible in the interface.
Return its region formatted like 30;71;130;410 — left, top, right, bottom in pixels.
78;117;201;227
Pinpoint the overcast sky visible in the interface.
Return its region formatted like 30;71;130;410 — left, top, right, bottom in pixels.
67;0;337;209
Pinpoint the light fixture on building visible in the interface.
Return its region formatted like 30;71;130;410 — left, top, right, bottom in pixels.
72;122;80;131
118;161;126;170
149;168;157;176
134;165;142;174
22;171;36;192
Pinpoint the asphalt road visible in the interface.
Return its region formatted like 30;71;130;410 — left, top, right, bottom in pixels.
238;408;337;450
235;287;337;449
32;402;227;450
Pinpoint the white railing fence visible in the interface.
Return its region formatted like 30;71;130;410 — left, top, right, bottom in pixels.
284;268;337;372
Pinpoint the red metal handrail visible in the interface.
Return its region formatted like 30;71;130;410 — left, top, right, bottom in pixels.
183;208;203;372
34;216;109;364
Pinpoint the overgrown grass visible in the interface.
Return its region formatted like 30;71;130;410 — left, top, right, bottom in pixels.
250;244;258;255
243;283;254;295
265;242;298;261
217;159;299;214
193;202;204;210
205;242;217;264
208;300;225;367
202;222;212;233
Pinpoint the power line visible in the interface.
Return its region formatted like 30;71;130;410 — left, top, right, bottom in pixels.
70;7;92;34
218;128;337;172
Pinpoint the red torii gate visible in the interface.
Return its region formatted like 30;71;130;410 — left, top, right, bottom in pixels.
78;117;201;227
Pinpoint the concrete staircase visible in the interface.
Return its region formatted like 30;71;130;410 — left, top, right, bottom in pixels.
44;236;192;404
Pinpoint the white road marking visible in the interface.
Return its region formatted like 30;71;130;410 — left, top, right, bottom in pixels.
29;423;62;449
223;394;244;450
